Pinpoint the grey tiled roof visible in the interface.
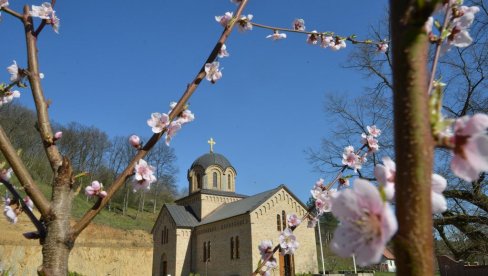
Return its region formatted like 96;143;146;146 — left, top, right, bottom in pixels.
200;185;283;225
190;152;235;171
165;205;199;228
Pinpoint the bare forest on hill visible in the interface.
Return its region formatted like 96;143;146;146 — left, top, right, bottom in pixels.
0;103;180;223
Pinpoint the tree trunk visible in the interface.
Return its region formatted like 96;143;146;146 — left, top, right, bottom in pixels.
38;158;74;276
390;1;436;275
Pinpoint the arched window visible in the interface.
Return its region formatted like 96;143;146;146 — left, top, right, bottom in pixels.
235;236;240;259
203;242;207;262
282;210;287;230
276;214;281;231
213;172;218;188
197;173;202;189
227;174;231;190
230;237;234;259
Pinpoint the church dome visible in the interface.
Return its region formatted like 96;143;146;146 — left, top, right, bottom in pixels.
190;152;234;171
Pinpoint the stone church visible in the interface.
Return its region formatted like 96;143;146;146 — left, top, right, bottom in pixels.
152;141;318;276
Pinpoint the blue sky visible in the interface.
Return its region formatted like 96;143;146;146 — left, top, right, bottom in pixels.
1;0;388;202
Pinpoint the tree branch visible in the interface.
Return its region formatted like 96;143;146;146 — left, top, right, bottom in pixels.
0;6;23;20
0;125;51;217
444;189;488;213
70;0;251;239
22;5;63;172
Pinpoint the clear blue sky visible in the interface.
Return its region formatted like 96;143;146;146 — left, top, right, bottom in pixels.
1;0;388;202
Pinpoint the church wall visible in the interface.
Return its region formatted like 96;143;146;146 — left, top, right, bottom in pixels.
177;194;203;220
152;208;177;276
175;228;192;276
250;188;318;275
192;214;252;276
200;194;241;219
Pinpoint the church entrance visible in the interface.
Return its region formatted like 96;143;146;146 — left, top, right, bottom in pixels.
279;254;295;276
160;253;167;276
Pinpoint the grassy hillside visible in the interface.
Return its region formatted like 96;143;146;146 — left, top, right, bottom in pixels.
1;180;163;232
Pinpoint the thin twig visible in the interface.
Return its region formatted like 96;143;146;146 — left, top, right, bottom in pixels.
427;4;452;95
0;7;23;20
249;21;385;45
0;178;47;238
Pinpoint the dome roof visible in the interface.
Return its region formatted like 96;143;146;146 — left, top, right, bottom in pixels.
190;152;234;171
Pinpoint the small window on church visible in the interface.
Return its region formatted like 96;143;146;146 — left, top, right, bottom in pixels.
282;210;287;230
235;236;240;259
197;173;202;189
228;174;231;190
213;172;218;188
161;227;165;244
276;214;281;231
203;242;207;262
230;237;234;259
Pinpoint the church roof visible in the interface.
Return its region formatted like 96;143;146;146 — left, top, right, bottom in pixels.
200;185;284;225
165;205;199;228
190;152;234;171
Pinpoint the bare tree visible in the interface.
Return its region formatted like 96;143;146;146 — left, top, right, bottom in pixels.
308;0;488;263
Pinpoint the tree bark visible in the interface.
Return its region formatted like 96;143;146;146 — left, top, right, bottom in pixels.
38;158;74;276
390;1;437;275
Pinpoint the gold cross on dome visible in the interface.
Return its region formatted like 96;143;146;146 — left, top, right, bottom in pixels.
208;138;216;153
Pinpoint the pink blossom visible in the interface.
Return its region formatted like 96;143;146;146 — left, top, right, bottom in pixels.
367;125;382;137
0;90;20;107
3;205;17;223
204;61;223;84
377;42;388;53
266;31;287;40
342;146;363;171
23;196;34;210
54;131;63;141
169;101;177;112
258;240;277;275
330;179;397;266
320;35;334;48
165;121;182;146
215;12;233;27
292;19;305;31
147;112;169;133
374;156;396;201
230;0;242;5
50;12;60;34
129;135;141;148
7;60;19;82
85;181;107;198
330;38;347;50
0;168;13;181
314;189;337;214
424;16;434;34
450;114;488;181
218;44;229;58
307;216;319;228
287;213;301;227
132;159;156;192
306;30;319;45
432;174;447;214
0;0;8;8
175;109;195;125
361;133;379;153
279;228;299;255
447;5;479;48
238;14;253;32
30;2;54;19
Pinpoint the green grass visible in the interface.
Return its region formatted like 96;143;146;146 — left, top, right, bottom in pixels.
1;181;160;232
